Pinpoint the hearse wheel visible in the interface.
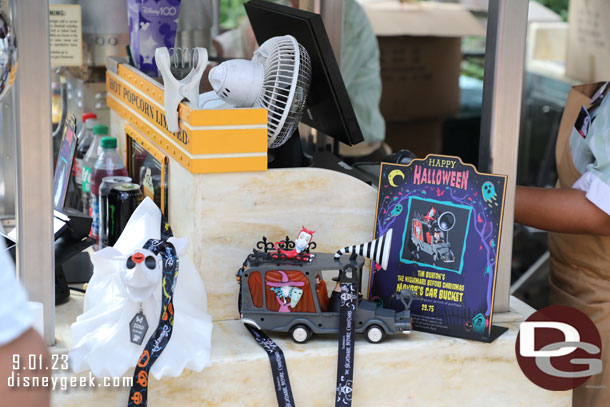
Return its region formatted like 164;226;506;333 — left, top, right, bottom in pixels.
290;324;313;344
366;324;386;344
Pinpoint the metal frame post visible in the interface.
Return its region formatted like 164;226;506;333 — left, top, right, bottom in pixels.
13;0;55;345
319;0;343;65
0;90;17;218
297;0;343;62
298;0;343;152
479;0;529;312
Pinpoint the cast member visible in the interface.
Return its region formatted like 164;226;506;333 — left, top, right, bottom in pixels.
515;83;610;407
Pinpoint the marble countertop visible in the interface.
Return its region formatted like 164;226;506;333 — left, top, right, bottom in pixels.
51;294;570;407
53;291;531;357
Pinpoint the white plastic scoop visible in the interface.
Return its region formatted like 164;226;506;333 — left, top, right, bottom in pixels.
155;47;208;133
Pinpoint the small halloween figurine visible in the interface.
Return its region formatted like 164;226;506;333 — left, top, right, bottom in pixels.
69;198;213;379
267;271;305;312
273;226;315;261
142;167;155;200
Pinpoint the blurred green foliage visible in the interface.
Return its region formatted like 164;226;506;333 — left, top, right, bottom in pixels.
220;0;248;30
462;58;485;81
461;36;485;80
533;0;570;21
220;0;289;30
460;0;570;79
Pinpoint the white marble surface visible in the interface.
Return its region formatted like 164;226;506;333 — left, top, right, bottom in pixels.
52;295;570;406
167;160;380;321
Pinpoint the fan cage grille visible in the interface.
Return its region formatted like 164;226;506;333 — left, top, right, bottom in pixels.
253;36;312;148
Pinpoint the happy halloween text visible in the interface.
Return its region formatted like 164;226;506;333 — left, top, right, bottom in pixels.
412;164;469;190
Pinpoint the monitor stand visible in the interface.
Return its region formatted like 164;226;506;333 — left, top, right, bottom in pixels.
267;130;313;168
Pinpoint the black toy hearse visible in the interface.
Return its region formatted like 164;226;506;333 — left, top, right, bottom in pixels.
236;236;413;343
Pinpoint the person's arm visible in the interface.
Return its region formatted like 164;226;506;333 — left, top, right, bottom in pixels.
0;227;50;406
0;328;51;407
515;185;610;236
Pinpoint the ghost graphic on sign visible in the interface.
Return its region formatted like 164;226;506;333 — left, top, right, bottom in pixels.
69;198;213;379
482;182;498;207
472;313;487;334
390;204;403;217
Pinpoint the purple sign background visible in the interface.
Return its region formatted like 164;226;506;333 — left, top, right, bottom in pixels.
369;155;507;341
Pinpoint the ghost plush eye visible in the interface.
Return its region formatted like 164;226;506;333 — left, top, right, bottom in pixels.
126;257;136;269
145;256;157;270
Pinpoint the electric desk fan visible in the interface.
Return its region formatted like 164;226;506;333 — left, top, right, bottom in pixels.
200;35;312;163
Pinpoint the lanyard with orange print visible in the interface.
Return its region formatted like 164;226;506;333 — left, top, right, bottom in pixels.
127;237;178;407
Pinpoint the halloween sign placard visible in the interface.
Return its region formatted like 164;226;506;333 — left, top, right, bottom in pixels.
368;155;507;341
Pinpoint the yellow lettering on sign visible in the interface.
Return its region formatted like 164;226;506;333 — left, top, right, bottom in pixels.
106;73;191;150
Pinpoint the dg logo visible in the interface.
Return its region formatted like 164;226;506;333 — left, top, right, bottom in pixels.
515;305;602;391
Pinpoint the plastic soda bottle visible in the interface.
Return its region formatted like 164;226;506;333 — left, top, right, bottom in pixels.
81;123;106;215
90;135;128;245
72;113;98;207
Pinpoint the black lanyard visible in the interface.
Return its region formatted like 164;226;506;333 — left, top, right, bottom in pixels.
244;324;296;407
127;236;179;407
336;282;357;406
242;265;358;407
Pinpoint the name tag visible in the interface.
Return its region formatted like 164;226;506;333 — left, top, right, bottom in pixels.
575;105;592;139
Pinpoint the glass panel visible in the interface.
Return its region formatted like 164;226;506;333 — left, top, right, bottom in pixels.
247;270;263;308
314;273;329;312
128;139;168;214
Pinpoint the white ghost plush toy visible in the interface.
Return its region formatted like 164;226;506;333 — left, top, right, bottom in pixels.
69;198;213;379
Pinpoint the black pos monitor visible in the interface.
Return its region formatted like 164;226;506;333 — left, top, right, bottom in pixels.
244;0;364;168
